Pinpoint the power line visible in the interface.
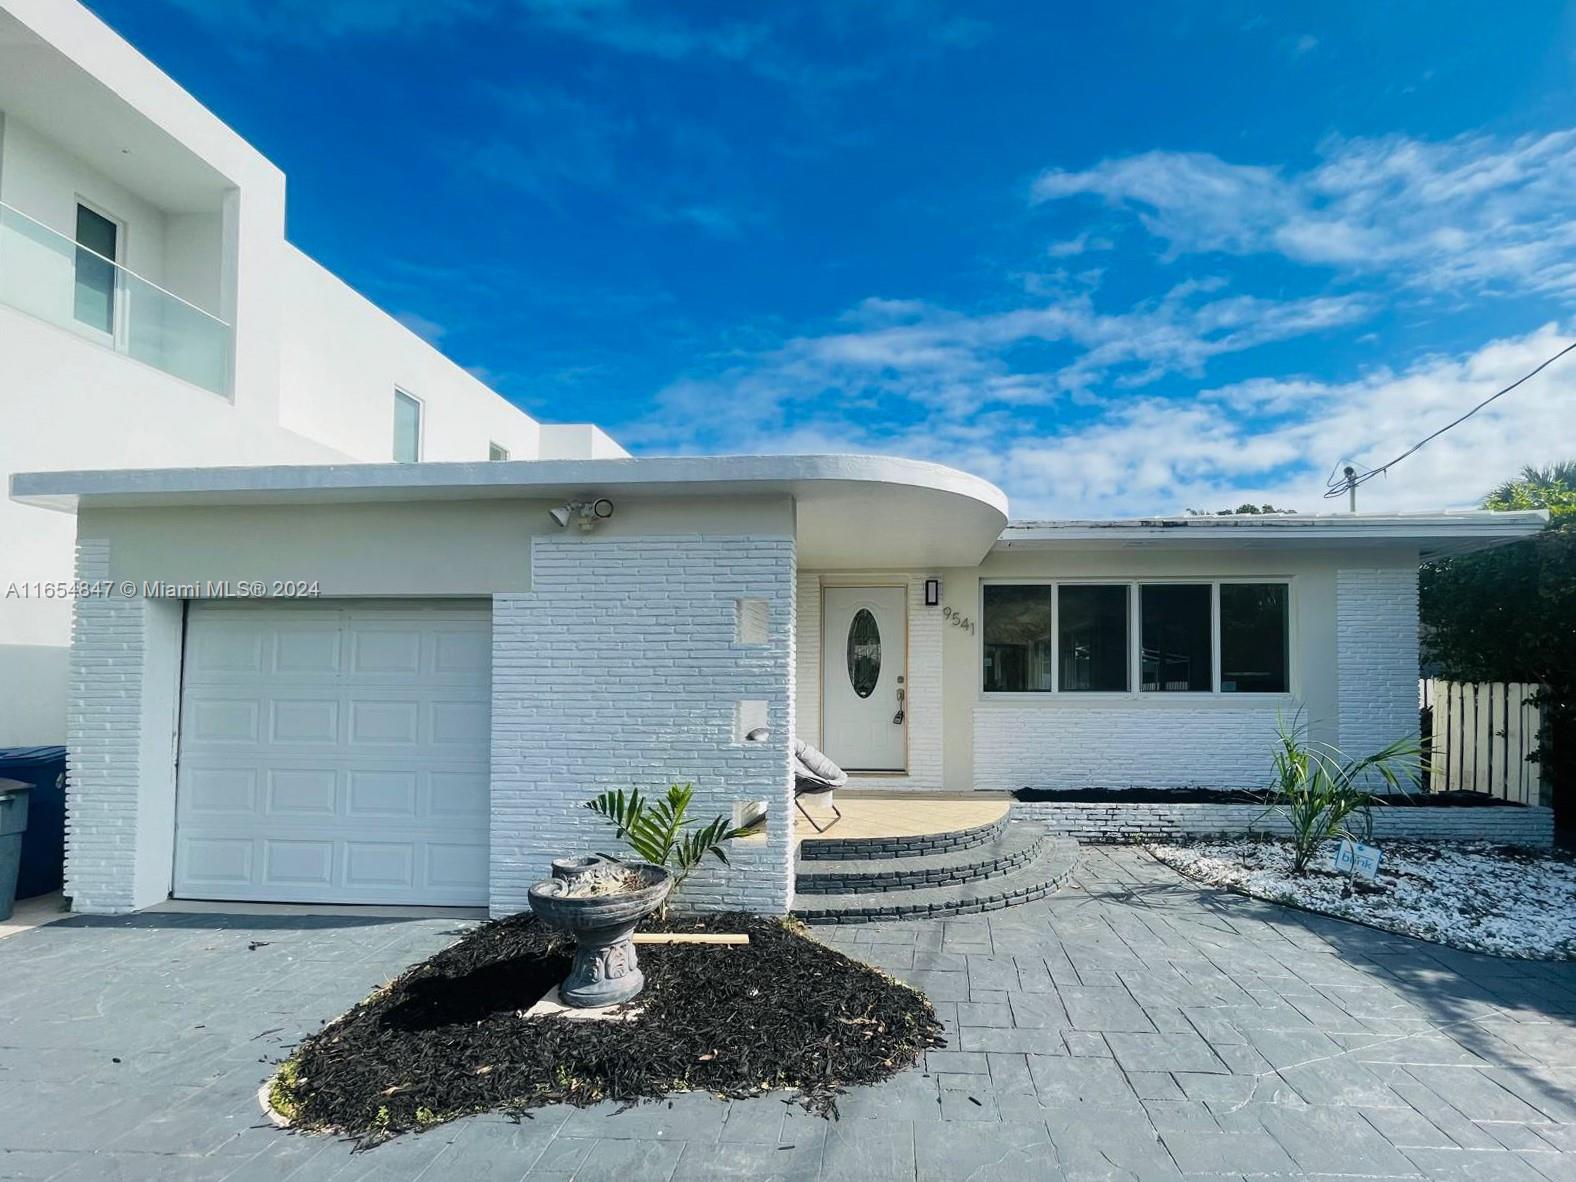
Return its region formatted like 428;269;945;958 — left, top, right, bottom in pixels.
1323;338;1576;501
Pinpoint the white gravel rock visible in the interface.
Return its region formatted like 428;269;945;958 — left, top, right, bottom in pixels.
1146;838;1576;959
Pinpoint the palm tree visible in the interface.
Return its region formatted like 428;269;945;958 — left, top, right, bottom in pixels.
1484;462;1576;514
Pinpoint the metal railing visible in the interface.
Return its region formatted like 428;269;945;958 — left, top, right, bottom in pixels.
0;199;231;395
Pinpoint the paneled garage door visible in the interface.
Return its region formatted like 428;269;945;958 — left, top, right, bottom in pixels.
173;601;491;905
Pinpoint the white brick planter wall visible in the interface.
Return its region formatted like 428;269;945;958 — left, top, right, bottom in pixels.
1013;800;1555;848
490;534;796;918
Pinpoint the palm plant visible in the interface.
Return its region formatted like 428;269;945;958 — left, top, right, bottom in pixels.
584;783;752;918
1484;462;1576;513
1263;717;1420;874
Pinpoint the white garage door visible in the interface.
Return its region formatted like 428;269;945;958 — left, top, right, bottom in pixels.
173;601;491;905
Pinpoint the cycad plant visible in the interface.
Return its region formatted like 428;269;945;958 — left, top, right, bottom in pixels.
1263;717;1420;874
584;783;752;918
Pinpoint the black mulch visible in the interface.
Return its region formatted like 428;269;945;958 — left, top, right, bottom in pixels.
269;912;944;1147
1013;786;1524;807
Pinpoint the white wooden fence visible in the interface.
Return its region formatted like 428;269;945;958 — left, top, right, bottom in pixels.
1419;679;1547;806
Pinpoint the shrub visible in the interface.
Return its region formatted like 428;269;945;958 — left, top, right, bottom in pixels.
585;783;752;917
1264;717;1420;874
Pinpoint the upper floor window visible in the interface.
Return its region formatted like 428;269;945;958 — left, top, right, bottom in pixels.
982;580;1290;695
393;389;422;462
489;442;509;461
74;204;119;335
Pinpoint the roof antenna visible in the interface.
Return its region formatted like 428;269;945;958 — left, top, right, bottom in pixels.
1342;465;1358;514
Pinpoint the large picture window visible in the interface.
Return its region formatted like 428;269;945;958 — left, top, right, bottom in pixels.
982;579;1289;695
982;585;1053;692
1141;584;1212;692
1220;583;1289;693
1058;585;1129;692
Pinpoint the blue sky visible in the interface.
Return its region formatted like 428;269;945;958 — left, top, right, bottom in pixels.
89;0;1576;516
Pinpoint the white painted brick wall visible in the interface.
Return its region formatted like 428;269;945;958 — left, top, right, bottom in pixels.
490;535;796;918
973;703;1285;791
64;539;144;914
1337;568;1420;762
1013;800;1554;848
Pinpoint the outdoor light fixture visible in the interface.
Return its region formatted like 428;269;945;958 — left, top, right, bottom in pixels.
924;577;942;607
548;498;616;531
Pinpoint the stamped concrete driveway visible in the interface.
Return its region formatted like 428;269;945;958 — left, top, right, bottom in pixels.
2;847;1575;1181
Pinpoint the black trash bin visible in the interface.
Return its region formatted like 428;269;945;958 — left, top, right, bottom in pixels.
0;779;28;921
0;747;66;901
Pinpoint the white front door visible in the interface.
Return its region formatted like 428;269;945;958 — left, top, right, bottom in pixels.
822;586;907;772
172;601;492;906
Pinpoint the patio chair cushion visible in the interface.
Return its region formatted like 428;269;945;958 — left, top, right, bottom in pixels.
793;739;847;793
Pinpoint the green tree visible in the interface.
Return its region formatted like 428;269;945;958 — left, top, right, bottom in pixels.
1484;463;1576;516
1186;504;1296;516
1420;461;1576;814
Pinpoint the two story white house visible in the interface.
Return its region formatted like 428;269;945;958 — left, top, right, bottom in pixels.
0;0;622;748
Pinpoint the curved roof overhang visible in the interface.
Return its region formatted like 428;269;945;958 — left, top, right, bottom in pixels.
11;453;1010;569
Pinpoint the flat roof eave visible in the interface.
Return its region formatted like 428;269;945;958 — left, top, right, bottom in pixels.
996;511;1551;561
9;453;1012;570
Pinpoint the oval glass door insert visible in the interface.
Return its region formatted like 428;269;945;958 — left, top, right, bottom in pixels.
847;608;881;698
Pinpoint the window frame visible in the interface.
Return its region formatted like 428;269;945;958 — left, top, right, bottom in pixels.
488;441;510;461
978;576;1294;701
393;387;424;463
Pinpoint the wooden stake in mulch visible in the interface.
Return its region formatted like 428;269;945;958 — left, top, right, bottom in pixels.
268;912;942;1148
630;932;748;945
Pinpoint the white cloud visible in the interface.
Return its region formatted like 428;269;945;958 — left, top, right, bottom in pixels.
1033;131;1576;294
637;307;1576;520
393;311;447;345
639;282;1367;445
994;323;1576;517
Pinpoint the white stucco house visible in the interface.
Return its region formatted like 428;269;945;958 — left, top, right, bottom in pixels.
0;0;621;748
2;0;1550;921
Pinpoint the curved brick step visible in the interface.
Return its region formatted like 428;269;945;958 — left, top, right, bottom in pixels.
794;822;1046;894
796;814;1008;862
793;837;1080;924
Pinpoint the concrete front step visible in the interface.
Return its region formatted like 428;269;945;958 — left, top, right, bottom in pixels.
794;821;1046;894
796;814;1008;862
792;836;1080;924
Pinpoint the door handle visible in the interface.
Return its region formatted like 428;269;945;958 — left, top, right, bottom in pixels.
892;686;905;725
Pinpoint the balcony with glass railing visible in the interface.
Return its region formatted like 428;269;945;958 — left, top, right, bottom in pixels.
0;200;231;395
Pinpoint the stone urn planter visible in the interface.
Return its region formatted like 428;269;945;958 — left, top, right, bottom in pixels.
527;856;673;1008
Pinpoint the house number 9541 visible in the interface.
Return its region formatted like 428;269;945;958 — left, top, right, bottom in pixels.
942;607;976;634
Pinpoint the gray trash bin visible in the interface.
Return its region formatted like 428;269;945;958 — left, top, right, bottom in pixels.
0;778;29;922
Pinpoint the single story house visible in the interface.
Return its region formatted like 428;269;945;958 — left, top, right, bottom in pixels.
9;454;1546;916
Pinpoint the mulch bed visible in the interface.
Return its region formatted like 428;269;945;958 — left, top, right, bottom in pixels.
268;912;943;1147
1013;786;1524;807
